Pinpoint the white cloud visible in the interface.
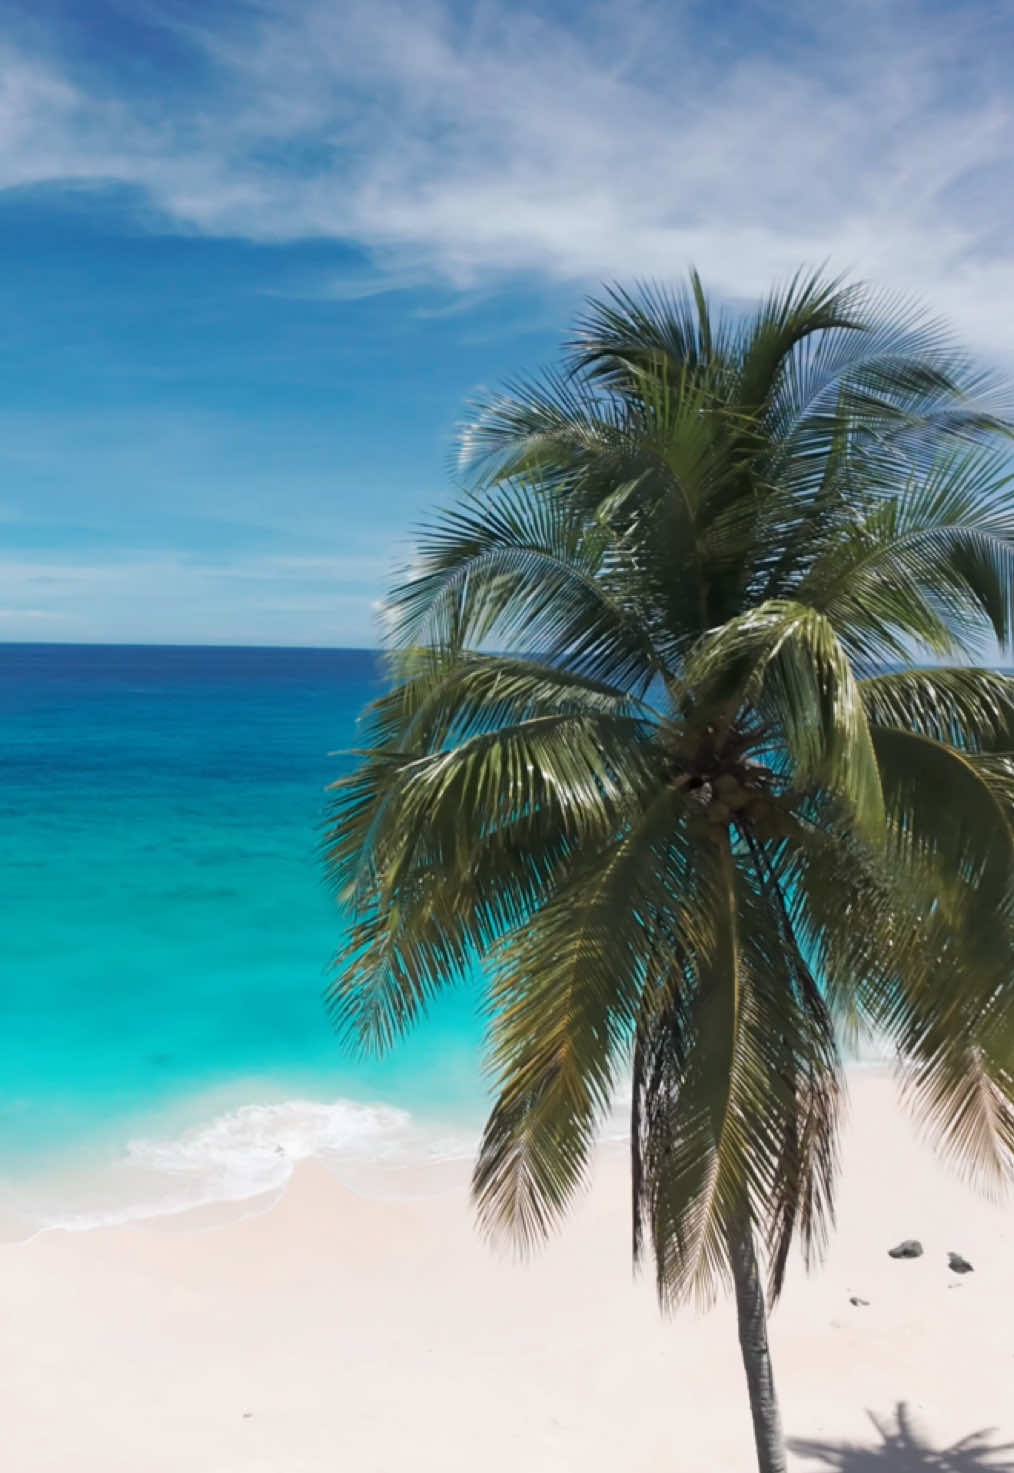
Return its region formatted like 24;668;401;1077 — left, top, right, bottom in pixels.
0;549;388;645
0;607;67;620
1;0;1013;353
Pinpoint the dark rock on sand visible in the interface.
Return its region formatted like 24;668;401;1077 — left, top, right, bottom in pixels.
849;1296;870;1307
888;1240;924;1259
948;1252;974;1274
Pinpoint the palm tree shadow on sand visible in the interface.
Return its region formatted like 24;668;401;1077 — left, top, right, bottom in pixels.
789;1403;1014;1471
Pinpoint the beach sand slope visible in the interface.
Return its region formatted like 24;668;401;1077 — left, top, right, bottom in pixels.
1;1070;1011;1471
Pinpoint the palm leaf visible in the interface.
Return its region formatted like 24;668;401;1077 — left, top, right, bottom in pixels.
384;481;673;688
474;786;708;1251
859;666;1014;748
684;601;884;832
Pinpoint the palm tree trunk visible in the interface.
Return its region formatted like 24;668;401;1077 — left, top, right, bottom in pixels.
729;1215;787;1473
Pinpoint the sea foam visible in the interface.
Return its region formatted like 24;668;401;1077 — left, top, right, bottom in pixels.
20;1096;478;1234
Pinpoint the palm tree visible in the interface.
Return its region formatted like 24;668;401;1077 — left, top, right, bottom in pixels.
323;270;1014;1473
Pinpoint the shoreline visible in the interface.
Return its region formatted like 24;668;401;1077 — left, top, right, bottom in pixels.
0;1089;485;1241
1;1057;898;1241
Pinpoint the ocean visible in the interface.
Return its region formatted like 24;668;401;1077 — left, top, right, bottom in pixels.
0;644;489;1230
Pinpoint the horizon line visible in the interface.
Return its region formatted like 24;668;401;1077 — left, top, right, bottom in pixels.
0;639;382;653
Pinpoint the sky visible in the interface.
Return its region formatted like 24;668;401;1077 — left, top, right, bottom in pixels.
1;0;1013;646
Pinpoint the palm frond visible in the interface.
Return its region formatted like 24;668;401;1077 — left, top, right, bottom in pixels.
871;727;1014;905
633;832;842;1310
737;829;842;1300
777;799;1014;1192
384;481;674;688
802;446;1014;657
897;1024;1014;1195
734;265;862;414
859;667;1014;749
567;274;729;391
456;368;621;487
685;601;884;831
473;787;707;1251
363;646;655;753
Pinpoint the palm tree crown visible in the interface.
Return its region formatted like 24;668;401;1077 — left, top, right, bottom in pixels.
323;269;1014;1465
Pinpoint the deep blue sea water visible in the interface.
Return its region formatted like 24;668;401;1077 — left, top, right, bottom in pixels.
0;644;489;1227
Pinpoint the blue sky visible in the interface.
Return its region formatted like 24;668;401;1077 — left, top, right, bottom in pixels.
1;0;1013;646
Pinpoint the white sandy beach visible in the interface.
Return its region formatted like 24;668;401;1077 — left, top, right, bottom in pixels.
1;1069;1011;1472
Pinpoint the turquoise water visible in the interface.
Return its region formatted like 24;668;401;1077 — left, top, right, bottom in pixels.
0;644;488;1224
